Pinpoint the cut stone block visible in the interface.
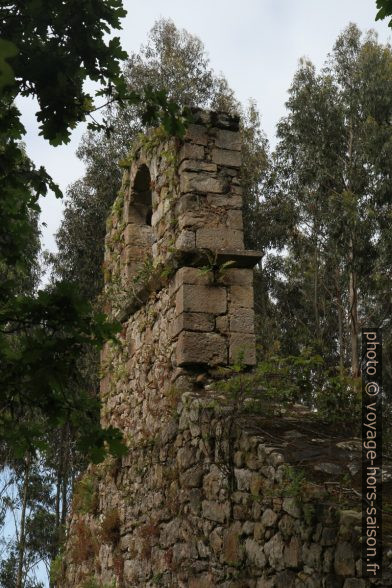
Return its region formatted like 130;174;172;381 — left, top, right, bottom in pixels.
215;129;241;151
219;268;253;286
229;308;255;333
175;267;212;287
206;193;243;209
212;148;242;167
226;210;244;230
180;172;225;194
184;124;208;145
177;331;227;366
179;160;217;173
229;285;254;308
172;312;215;337
215;315;229;334
179;143;205;162
229;333;256;365
176;284;227;315
121;245;146;263
124;224;154;247
196;228;244;250
175;230;196;250
178;211;211;231
175;193;205;215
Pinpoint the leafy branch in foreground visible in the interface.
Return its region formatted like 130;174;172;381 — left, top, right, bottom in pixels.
0;3;189;461
216;350;360;429
0;282;126;462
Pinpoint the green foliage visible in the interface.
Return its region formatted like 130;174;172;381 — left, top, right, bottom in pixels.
315;371;361;428
152;572;164;585
376;0;392;26
281;466;307;498
0;0;180;467
80;577;115;588
260;24;392;405
217;348;323;413
73;474;99;515
303;503;316;526
101;508;121;544
0;2;186;146
217;348;361;429
132;256;154;286
0;452;58;588
0;281;126;460
49;552;64;585
199;251;236;283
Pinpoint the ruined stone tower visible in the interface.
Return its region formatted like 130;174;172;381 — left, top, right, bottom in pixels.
60;110;377;588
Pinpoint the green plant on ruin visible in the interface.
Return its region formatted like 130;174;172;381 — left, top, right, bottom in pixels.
73;473;99;515
152;572;164;585
303;503;316;526
111;188;126;218
146;307;159;326
81;578;116;588
118;126;170;170
101;508;121;545
71;518;100;564
161;143;180;195
280;465;307;499
164;385;183;414
196;351;324;489
141;125;170;155
198;250;236;284
132;255;154;287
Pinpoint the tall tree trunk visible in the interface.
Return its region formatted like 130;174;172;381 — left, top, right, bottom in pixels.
346;123;359;378
349;236;359;377
336;268;345;375
16;452;31;588
314;238;320;343
60;425;69;534
54;433;62;541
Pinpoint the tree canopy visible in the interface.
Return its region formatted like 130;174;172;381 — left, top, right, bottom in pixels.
0;1;187;462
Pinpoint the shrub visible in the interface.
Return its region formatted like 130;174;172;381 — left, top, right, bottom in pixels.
71;519;99;564
101;508;121;544
73;473;99;515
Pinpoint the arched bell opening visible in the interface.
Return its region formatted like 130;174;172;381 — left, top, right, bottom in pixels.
124;164;155;281
131;164;153;226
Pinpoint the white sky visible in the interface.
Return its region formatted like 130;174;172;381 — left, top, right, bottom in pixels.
18;0;392;257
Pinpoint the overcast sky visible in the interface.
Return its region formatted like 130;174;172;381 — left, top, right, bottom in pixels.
18;0;392;259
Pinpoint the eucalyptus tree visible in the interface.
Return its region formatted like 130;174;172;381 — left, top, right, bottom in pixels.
271;24;392;380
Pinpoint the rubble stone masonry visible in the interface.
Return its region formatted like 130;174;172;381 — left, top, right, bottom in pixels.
59;110;390;587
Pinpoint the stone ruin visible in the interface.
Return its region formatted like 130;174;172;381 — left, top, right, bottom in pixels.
59;110;391;587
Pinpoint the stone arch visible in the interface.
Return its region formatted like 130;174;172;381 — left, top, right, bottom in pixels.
124;163;155;281
129;164;153;227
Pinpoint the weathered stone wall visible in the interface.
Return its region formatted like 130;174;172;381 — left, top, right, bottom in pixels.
59;110;391;587
61;394;391;587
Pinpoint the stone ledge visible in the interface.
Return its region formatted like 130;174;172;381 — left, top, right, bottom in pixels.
116;249;261;322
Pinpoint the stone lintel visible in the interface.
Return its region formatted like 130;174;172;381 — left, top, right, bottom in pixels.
215;250;262;268
169;248;262;270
